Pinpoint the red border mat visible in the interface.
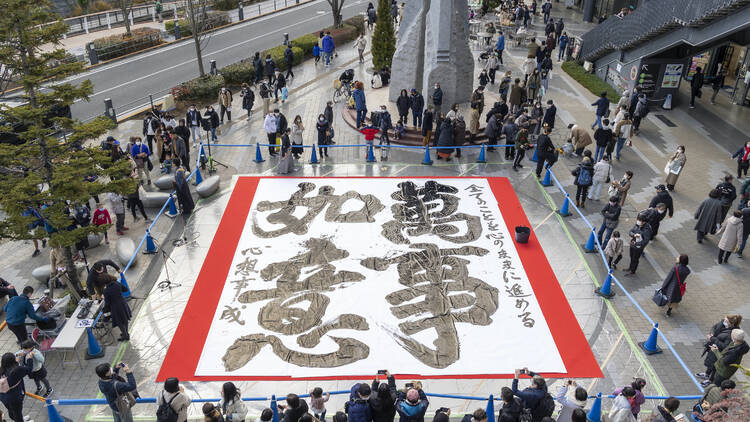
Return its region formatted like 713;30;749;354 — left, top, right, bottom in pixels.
157;177;602;381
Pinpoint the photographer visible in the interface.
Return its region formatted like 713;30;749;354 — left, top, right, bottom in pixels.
698;315;742;383
513;128;531;171
396;382;429;422
554;380;587;422
512;368;554;422
96;361;137;422
370;370;397;422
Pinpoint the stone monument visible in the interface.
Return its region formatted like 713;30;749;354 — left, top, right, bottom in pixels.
389;0;474;109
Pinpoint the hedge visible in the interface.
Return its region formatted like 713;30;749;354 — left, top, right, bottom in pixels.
165;12;230;37
92;28;163;61
172;16;363;102
561;60;621;103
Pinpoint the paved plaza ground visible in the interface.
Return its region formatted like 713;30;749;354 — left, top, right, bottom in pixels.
1;3;749;421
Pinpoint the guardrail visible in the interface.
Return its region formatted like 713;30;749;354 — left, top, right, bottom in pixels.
58;1;181;37
42;387;703;422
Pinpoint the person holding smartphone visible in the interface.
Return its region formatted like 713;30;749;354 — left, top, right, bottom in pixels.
554;380;587;422
96;362;137;422
396;382;429;422
371;370;397;422
512;368;554;421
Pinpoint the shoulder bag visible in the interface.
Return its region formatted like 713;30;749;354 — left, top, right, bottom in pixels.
676;265;686;296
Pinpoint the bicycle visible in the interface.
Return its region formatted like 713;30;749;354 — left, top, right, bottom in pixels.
332;79;352;103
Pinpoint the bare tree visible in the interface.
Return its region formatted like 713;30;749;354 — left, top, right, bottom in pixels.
117;0;135;35
326;0;345;27
185;0;212;76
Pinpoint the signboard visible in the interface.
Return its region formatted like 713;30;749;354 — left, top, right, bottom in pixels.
661;64;684;88
158;177;601;381
637;63;660;97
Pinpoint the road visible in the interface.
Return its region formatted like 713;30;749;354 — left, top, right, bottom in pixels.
64;0;368;121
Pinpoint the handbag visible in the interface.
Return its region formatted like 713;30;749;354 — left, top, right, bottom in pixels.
605;165;611;184
608;184;618;198
676;265;686;296
652;289;668;307
146;158;154;171
113;381;136;422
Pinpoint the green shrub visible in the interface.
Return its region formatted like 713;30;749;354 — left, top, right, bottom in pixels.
92;28;163;61
173;74;225;102
291;34;319;54
220;61;255;85
561;61;621;103
165;19;192;37
343;15;365;35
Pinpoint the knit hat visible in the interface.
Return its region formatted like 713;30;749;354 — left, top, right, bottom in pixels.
406;389;419;403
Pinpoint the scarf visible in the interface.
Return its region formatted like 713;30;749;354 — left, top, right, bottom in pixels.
743;145;750;162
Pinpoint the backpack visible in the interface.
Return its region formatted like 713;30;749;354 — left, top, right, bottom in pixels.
0;375;20;394
577;166;592;185
531;393;555;421
156;392;179;422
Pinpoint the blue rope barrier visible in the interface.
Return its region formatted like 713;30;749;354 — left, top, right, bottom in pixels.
544;167;706;393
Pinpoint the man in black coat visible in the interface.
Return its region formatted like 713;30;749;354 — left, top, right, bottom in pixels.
716;175;737;222
264;54;277;84
642;203;668;239
535;126;556;178
369;372;397;422
649;184;673;217
625;215;652;276
690;67;704;108
253;52;263;84
284;45;295;78
103;275;131;341
542;99;556;129
410;89;425;129
739;205;750;257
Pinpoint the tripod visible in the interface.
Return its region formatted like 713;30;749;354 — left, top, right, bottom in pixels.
201;118;228;174
156;240;181;290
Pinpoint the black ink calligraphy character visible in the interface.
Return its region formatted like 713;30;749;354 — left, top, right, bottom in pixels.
361;243;498;368
505;283;530;298
515;298;530;312
382;181;482;244
220;305;246;326
252;182;384;238
517;312;536;328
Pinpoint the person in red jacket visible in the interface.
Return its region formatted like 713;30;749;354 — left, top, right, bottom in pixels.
360;125;380;159
92;203;112;244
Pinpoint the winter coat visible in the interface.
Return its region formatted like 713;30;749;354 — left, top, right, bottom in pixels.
607;395;636;422
345;384;372;422
594;127;612;147
264;114;278;134
353;88;367;111
324;105;334;127
495;35;505;51
593;160;611;183
485;114;499;139
241;88;255;110
527;41;538;58
659;264;690;304
572;162;594;186
282;401;309;422
103;280;131;327
454;119;467;146
284;46;295;66
205;109;220;127
157;390;191;422
395;390;429;422
469;109;480;134
665;151;686;185
264;58;277;76
650;406;676;422
543;104;556;129
691;72;704;94
316;119;331;145
514;131;530;151
592;96;610;117
219;395;248;421
511;378;547;414
4;294;45;326
571;127;592;150
523;58;537;76
218;89;232;108
410;93;424;114
743;207;750;237
509;83;523;105
554;385;586;422
471;90;485;110
537;134;555;160
396;94;411;115
422;110;434;135
629;222;652;250
732;145;750;164
108;192;125;215
717;215;744;251
600;202;621;229
604;237;623;258
321;35;335;53
694;197;723;234
498;397;522;422
432;88;443;105
369;376;397;422
611;387;644;417
712;340;750;379
716;181;737;207
502;122;518;145
704;321;735;369
649;191;674;217
437;120;454;152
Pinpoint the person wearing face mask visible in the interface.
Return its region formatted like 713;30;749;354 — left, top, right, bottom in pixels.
665;146;686;191
430;83;443;116
731;141;750;179
204;106;220;143
641;203;668;239
186;105;202;147
218;87;233;123
698;315;743;383
598;196;621;248
624;215;652;276
96;361;137;422
316;114;331;158
130;137;152;186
